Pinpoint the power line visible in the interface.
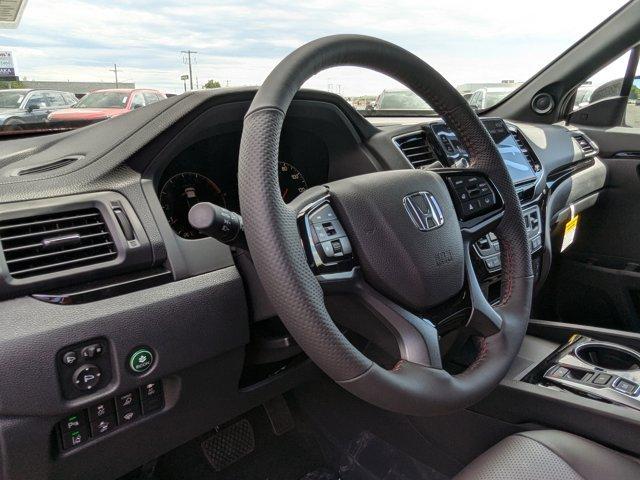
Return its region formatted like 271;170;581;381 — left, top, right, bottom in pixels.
181;50;197;90
109;64;120;88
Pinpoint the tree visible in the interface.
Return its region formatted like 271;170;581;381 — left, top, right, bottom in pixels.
203;80;221;89
0;80;25;89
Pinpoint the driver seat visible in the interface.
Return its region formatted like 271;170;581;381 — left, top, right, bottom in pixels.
454;430;640;480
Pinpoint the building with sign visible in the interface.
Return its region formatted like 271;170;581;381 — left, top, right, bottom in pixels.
0;51;17;81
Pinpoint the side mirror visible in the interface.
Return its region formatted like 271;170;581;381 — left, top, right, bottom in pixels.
131;102;144;110
27;102;46;112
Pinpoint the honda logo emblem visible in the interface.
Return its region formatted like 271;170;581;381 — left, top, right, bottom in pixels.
403;192;444;231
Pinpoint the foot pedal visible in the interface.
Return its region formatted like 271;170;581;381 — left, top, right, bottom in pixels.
263;395;295;436
201;418;255;472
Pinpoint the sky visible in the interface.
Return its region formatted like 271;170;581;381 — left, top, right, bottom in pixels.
0;0;631;95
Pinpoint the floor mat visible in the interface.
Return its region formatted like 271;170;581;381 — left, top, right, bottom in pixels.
155;398;335;480
339;431;448;480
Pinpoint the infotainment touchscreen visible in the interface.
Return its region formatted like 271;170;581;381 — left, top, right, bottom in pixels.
430;118;537;185
481;119;536;185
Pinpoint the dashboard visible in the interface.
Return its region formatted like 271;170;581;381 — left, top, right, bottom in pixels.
0;88;606;480
429;118;541;184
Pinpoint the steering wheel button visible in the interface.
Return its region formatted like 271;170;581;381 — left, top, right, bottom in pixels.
480;195;494;208
310;205;337;224
319;241;336;258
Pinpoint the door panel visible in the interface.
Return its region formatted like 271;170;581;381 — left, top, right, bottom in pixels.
535;126;640;331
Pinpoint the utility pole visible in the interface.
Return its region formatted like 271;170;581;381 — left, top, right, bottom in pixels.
109;64;119;88
181;50;197;90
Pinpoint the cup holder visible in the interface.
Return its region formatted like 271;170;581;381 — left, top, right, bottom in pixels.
575;343;640;371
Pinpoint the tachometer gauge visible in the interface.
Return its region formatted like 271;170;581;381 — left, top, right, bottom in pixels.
160;172;226;239
278;162;308;202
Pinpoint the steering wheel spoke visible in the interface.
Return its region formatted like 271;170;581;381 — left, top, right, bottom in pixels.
463;243;502;337
317;268;442;369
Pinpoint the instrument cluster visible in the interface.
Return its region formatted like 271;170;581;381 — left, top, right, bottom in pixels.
158;129;329;239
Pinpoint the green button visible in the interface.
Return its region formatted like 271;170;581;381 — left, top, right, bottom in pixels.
129;348;154;373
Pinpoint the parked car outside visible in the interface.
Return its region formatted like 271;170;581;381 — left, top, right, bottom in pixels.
0;89;77;130
47;88;166;128
468;86;518;110
371;89;432;111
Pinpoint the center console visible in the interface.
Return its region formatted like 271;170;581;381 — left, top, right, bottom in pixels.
525;335;640;410
470;321;640;459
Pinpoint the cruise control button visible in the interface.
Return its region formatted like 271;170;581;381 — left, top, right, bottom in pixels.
309;205;337;224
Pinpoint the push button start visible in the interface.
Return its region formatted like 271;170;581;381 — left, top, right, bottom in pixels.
128;347;154;374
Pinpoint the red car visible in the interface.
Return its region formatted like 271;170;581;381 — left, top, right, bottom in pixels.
47;88;166;127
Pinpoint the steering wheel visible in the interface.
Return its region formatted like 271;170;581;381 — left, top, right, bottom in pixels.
238;35;533;416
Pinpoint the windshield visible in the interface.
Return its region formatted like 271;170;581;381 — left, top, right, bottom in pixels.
0;91;25;109
74;92;130;109
0;0;629;133
377;91;431;111
485;91;513;109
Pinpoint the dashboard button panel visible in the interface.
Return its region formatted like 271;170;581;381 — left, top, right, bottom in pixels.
446;174;498;220
57;380;164;451
473;205;543;273
57;338;112;399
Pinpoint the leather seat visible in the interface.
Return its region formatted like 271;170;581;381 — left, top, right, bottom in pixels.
454;430;640;480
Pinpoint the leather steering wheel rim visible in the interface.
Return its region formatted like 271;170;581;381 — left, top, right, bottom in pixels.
238;34;533;416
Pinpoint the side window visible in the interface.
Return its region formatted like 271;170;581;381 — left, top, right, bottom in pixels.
63;92;77;105
572;50;630;111
624;76;640;128
25;93;47;109
143;91;158;105
130;93;146;109
44;92;66;107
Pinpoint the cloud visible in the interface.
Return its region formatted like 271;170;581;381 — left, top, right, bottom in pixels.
0;0;629;95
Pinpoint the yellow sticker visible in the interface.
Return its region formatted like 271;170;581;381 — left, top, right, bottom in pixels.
561;215;579;252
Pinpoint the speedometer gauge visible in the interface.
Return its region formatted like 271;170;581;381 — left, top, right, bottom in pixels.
160;172;226;239
278;162;307;202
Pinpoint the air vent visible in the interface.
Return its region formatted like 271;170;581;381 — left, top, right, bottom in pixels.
574;135;595;154
394;131;438;169
0;208;117;279
17;156;82;176
510;129;542;173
